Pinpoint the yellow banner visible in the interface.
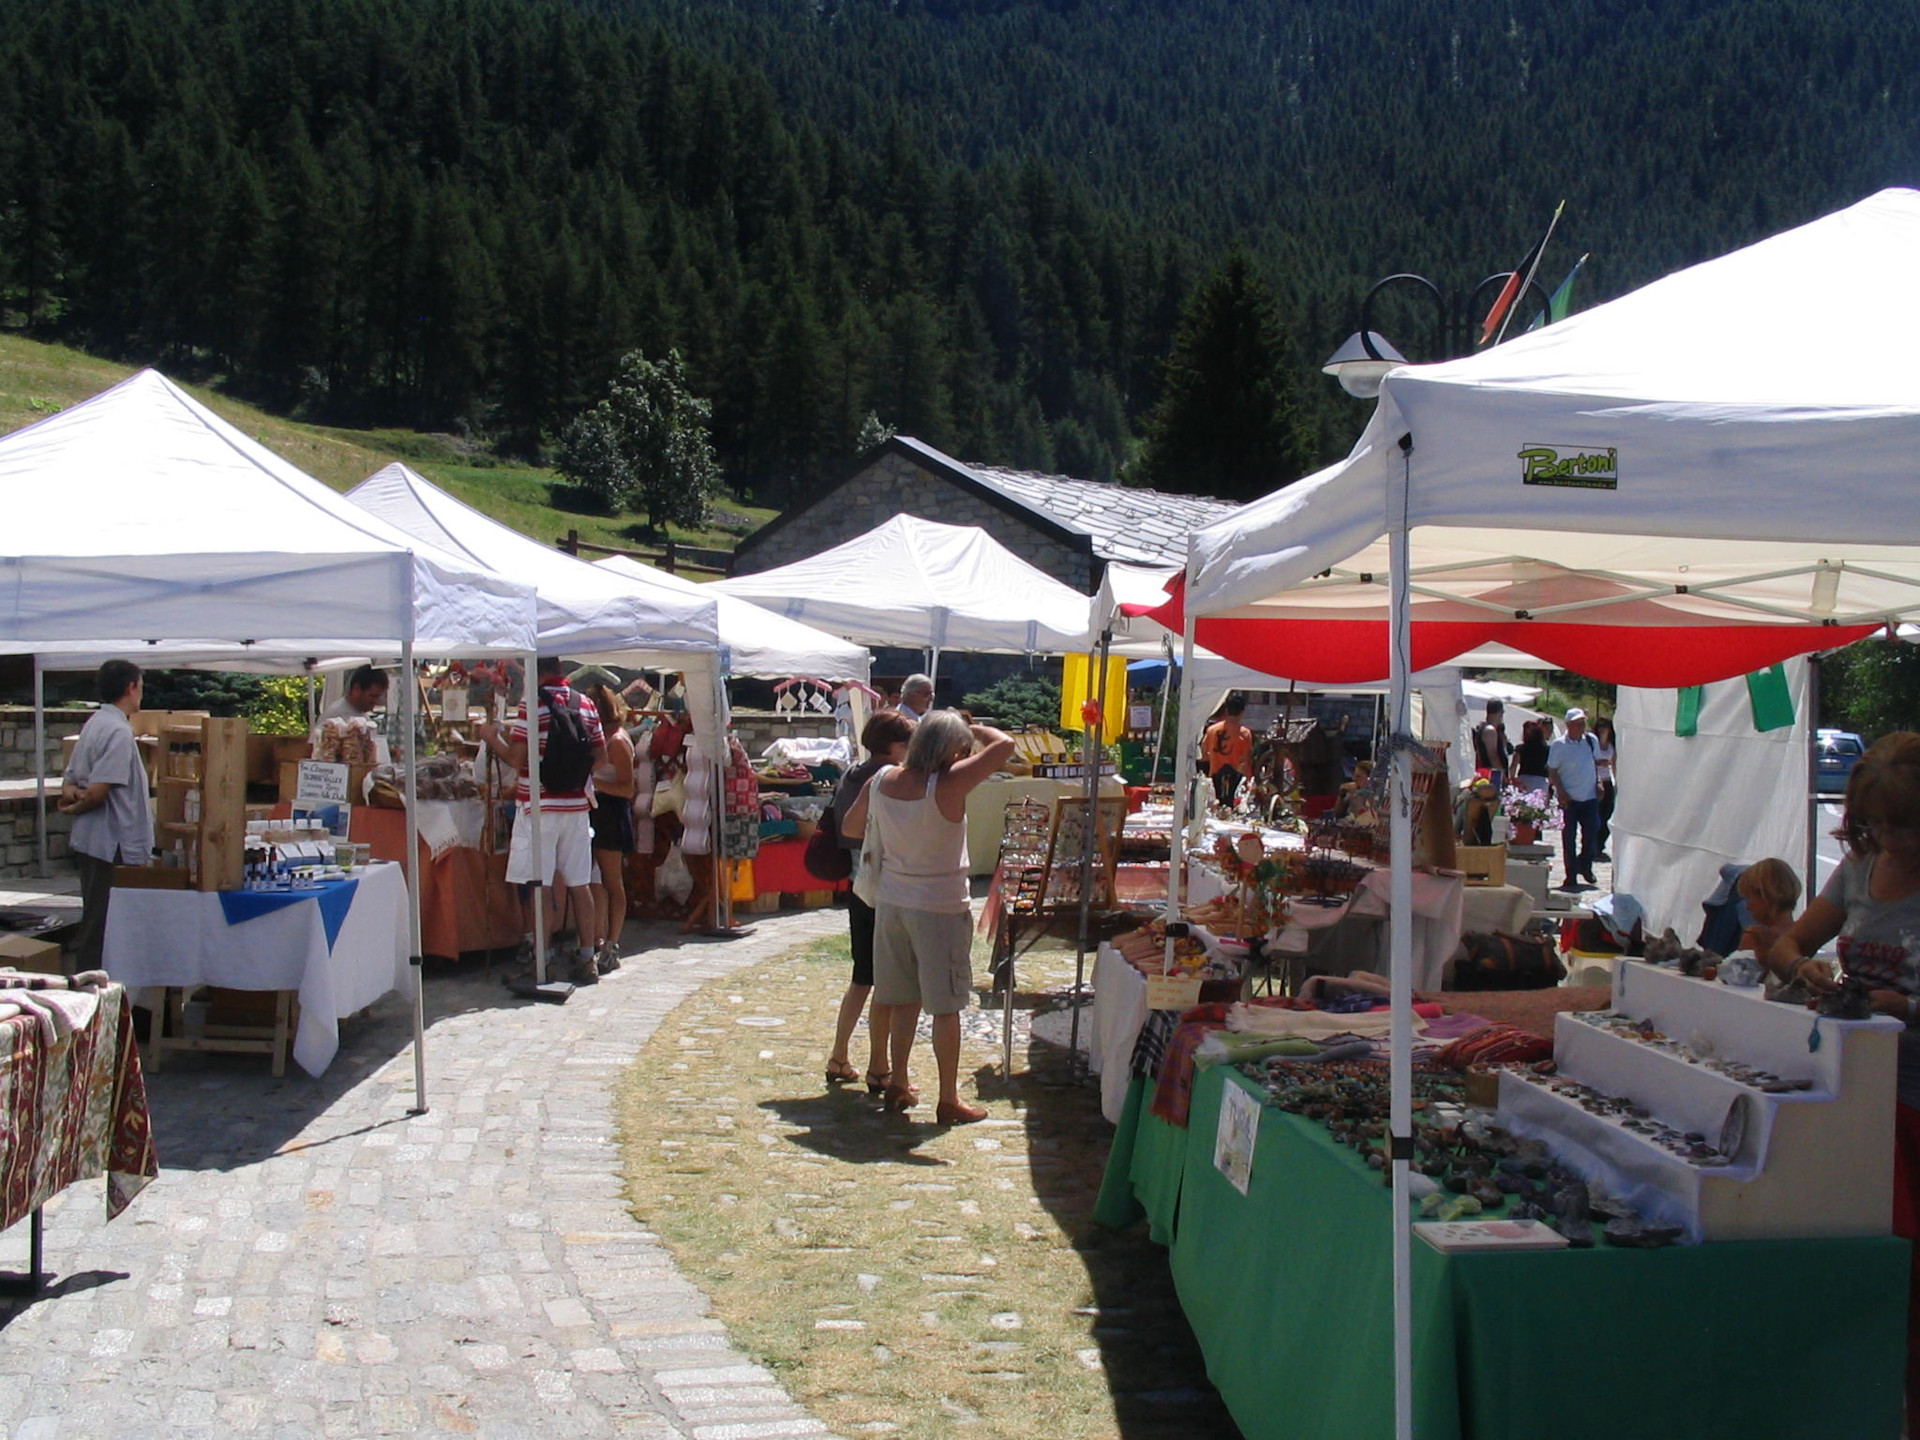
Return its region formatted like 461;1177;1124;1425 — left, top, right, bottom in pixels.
1059;653;1131;745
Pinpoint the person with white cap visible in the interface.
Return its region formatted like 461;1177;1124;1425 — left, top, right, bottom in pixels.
1548;706;1602;891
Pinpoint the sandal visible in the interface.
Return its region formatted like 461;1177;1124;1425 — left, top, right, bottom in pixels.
882;1083;920;1113
935;1099;988;1126
864;1069;891;1097
824;1058;859;1086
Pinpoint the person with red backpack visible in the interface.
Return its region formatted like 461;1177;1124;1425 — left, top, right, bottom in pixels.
478;657;607;986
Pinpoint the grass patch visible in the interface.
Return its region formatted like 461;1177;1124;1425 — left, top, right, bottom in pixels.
613;930;1236;1440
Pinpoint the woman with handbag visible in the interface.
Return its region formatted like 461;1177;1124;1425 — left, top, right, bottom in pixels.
822;709;916;1092
847;710;1016;1125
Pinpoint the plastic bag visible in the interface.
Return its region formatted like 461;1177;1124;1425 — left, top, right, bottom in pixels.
657;843;694;905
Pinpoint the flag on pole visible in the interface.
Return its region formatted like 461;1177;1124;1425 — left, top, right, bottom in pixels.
1479;200;1566;347
1526;253;1589;332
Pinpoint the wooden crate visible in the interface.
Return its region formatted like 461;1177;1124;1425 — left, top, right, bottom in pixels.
796;889;835;909
1457;845;1507;887
746;892;783;914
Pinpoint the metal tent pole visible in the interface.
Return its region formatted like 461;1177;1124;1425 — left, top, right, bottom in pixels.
525;655;548;984
1149;636;1175;786
1806;654;1821;895
400;642;429;1115
33;659;48;878
1162;614;1199;973
1066;630;1112;1076
1387;435;1416;1440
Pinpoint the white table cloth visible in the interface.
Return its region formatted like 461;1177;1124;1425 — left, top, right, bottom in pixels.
102;862;410;1077
1090;943;1150;1124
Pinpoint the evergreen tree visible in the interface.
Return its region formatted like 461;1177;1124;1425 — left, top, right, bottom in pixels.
1128;250;1309;500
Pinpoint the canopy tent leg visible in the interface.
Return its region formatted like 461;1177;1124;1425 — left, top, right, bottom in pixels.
1149;635;1175;786
1162;614;1199;973
305;672;316;731
33;659;48;879
713;667;729;933
1387;436;1416;1440
1066;628;1112;1079
1806;653;1822;896
524;654;548;985
400;640;429;1116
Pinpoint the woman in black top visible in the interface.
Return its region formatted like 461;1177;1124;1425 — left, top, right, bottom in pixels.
1514;719;1552;794
824;709;916;1093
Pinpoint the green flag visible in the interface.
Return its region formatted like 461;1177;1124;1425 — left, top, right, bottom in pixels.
1526;254;1588;332
1675;685;1702;737
1746;664;1795;732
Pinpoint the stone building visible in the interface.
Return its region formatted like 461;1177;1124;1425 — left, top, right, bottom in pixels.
729;436;1237;707
730;436;1235;593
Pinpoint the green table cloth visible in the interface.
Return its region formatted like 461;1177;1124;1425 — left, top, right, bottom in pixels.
1096;1067;1908;1439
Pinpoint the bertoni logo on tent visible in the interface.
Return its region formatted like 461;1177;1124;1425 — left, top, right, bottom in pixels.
1517;445;1618;490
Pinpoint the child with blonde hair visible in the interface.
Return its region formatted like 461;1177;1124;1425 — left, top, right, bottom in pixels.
1737;857;1802;957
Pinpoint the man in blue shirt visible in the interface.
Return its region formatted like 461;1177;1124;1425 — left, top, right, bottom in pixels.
59;660;154;971
1548;707;1601;891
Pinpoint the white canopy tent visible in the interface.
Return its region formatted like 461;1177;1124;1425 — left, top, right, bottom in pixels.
0;369;542;1112
1175;189;1920;1437
347;463;739;937
594;555;870;681
712;513;1095;675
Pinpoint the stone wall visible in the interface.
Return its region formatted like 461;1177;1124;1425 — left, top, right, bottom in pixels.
733;454;1097;593
0;796;74;878
0;705;90;781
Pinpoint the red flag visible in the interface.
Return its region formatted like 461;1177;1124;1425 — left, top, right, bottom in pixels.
1479;201;1565;346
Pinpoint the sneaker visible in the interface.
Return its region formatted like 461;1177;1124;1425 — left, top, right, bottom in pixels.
568;950;599;986
596;941;622;975
1555;881;1585;893
1594;852;1612;863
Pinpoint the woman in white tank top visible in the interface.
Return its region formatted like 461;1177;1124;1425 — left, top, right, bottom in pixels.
848;709;1015;1124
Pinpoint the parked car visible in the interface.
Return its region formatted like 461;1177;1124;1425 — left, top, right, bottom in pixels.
1815;729;1865;794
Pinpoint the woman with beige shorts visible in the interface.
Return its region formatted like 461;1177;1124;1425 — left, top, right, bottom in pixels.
847;710;1014;1124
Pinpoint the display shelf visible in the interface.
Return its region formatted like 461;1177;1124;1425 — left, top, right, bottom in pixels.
152;716;246;891
1497;959;1900;1242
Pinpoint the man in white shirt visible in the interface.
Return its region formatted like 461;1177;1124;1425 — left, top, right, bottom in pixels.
319;665;389;725
897;674;935;721
59;660;154;972
1548;707;1602;891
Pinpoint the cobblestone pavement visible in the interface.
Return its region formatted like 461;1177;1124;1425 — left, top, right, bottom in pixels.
0;908;854;1440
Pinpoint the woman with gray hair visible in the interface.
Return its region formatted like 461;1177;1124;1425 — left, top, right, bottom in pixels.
846;709;1015;1124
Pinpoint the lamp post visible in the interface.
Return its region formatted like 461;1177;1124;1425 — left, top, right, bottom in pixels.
1323;271;1554;400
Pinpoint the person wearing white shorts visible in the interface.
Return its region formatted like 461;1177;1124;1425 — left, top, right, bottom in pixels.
506;804;594;888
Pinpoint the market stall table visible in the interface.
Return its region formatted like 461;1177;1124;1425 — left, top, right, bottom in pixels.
1095;1066;1906;1439
101;862;410;1078
273;801;523;960
749;836;849;899
0;974;157;1293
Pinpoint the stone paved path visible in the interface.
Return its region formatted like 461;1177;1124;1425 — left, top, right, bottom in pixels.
0;909;852;1440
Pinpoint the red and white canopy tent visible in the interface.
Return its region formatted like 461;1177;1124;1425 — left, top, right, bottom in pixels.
1139;188;1920;1437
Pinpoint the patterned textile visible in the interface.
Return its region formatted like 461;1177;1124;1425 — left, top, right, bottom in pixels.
721;736;761;861
0;975;156;1230
1129;1009;1178;1081
1147;1002;1236;1129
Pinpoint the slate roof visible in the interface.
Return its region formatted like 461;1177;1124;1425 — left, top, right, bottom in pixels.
887;436;1237;567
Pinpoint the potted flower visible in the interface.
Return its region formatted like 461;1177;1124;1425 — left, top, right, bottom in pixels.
1501;785;1560;845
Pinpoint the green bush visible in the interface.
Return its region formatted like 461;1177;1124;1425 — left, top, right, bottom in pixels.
961;675;1064;733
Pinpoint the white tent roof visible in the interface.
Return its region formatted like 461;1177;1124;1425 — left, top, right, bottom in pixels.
0;370;536;657
713;514;1095;655
594;556;869;681
1182;188;1920;679
348;464;720;667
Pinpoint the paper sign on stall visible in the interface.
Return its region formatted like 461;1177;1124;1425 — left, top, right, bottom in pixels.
1213;1079;1261;1196
1145;974;1203;1011
296;760;351;804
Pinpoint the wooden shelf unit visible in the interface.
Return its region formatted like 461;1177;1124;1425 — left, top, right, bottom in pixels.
153;717;247;891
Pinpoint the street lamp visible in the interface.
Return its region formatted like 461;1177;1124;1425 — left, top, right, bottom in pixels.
1323;271;1554;399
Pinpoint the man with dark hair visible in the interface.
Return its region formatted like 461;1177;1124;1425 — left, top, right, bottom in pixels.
1203;693;1254;806
322;665;389;723
59;661;153;972
1473;699;1513;788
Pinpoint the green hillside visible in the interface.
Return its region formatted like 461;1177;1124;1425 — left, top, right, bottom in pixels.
0;335;769;557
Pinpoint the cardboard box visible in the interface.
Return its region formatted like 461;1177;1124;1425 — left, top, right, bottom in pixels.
0;933;63;975
1458;845;1507;887
247;734;311;786
279;761;374;805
